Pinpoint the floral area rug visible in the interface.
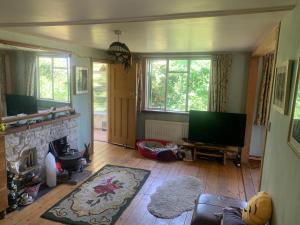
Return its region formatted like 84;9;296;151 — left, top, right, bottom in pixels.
41;164;150;225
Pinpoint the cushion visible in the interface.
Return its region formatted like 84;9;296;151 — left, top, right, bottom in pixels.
242;192;272;225
142;141;164;150
223;208;246;225
191;193;247;225
156;150;177;161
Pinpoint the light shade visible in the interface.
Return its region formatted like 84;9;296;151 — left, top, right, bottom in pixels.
108;41;132;71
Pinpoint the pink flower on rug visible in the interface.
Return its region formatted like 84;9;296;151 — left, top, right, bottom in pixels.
93;177;122;195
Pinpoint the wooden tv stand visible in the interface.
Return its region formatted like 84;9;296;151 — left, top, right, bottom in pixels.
181;139;242;166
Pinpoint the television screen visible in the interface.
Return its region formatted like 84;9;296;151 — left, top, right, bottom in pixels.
6;94;38;116
188;110;247;147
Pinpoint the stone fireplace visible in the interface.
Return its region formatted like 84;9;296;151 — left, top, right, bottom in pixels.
18;147;38;175
5;118;78;178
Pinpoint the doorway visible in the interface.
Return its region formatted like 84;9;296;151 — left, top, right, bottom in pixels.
108;63;137;148
92;62;108;142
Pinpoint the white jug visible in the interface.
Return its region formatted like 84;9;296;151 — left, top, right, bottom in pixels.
45;152;56;187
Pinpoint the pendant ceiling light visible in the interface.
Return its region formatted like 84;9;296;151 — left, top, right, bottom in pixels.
107;30;132;71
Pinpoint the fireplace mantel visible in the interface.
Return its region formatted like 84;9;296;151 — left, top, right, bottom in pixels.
0;114;80;136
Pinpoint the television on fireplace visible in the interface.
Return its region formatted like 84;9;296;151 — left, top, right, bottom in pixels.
6;94;38;116
188;110;247;147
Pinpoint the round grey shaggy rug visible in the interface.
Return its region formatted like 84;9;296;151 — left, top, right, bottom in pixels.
147;175;203;219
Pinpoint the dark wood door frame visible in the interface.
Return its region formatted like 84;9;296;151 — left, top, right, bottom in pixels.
241;25;280;193
258;24;281;189
242;25;280;164
242;57;260;164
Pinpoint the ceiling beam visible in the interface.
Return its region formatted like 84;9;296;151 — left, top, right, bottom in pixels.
0;5;295;27
0;39;72;54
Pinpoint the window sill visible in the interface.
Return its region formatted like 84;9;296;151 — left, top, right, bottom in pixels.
141;109;189;115
37;99;71;104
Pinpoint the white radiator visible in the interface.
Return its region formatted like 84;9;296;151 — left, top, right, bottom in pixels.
145;120;188;144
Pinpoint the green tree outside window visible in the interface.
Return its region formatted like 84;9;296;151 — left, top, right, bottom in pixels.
146;58;211;112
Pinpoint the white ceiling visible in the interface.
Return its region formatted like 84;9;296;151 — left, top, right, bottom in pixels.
0;0;296;53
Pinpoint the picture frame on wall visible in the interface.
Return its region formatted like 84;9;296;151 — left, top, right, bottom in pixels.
273;60;293;115
288;58;300;158
75;66;88;94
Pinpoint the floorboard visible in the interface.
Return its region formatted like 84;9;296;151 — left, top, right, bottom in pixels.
241;159;261;200
0;142;260;225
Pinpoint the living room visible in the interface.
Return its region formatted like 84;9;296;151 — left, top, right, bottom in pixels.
0;0;299;225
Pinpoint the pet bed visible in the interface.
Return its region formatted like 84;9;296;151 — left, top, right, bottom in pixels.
136;139;178;161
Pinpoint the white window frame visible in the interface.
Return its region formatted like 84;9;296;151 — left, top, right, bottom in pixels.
37;55;71;103
145;56;211;112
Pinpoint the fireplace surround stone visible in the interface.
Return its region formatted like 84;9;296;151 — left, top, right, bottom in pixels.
4;118;78;177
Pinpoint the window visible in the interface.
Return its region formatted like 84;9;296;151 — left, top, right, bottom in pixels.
146;58;211;112
37;56;70;102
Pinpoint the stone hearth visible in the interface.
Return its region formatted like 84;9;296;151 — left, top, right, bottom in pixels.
5;118;78;177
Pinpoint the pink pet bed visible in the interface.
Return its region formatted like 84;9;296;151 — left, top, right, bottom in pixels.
136;139;178;160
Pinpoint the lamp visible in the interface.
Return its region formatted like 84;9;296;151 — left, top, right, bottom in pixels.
107;30;132;71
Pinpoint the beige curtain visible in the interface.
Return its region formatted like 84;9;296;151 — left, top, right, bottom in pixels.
209;54;232;112
136;58;144;112
23;52;36;96
255;53;274;126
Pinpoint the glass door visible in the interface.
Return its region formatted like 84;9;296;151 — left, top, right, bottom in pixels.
92;62;108;142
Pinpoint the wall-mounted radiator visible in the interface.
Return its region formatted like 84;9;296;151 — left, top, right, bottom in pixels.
145;120;188;144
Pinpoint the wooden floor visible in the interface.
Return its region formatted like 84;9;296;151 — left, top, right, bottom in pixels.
94;128;108;142
242;159;261;200
0;142;259;225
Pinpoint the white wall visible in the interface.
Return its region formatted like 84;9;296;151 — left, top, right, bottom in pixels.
227;52;250;113
261;1;300;224
71;55;93;150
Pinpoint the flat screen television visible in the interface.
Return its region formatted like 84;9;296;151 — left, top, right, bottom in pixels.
188;110;247;147
6;94;38;116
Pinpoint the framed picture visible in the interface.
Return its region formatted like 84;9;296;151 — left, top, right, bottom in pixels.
288;58;300;158
273;60;293;115
75;66;88;94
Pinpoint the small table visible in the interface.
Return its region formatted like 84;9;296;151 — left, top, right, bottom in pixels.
181;139;241;166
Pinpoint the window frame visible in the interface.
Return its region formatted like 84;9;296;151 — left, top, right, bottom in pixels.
145;56;212;113
37;55;71;103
